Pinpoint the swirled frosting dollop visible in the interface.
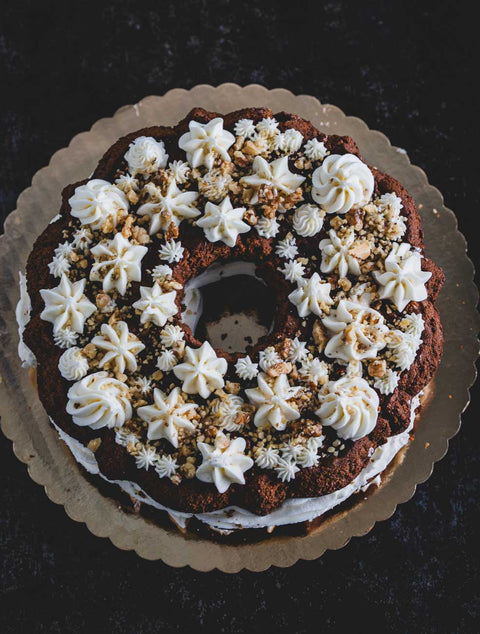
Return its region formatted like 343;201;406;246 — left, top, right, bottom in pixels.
66;371;132;430
58;347;89;381
312;153;374;214
316;376;379;441
292;203;325;237
124;136;169;176
69;180;129;231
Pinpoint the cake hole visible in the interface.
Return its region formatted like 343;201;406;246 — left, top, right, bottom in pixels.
181;262;275;353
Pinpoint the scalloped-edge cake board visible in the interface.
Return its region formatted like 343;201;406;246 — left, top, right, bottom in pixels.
0;84;478;572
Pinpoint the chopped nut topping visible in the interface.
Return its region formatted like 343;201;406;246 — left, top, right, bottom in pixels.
267;361;293;377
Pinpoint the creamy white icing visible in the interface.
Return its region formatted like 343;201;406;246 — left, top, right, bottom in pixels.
288;272;333;318
178;118;235;170
49;395;420;532
299;358;328;385
255;216;280;238
137;387;197;448
373;368;399;395
280;260;305;282
255;446;280;469
316;375;379;441
387;329;420;371
275;236;298;259
124;136;168;176
374;242;432;311
69;180;129;231
156;349;178;372
312;153;374;214
168;160;191;184
233;118;256;139
160;324;184;347
292;203;325;237
155;455;178;478
241;156;305;202
196;432;254;494
53;327;78;349
210;394;245;432
158;239;184;263
196;196;250;247
40;274;96;334
135;446;157;470
319;228;362;278
137;180;199;234
72;228;92;249
304;138;328;161
132;284;177;327
287;337;308;362
198;168;233;202
276;129;303;154
235;355;259;380
91;321;145;374
258;347;281;371
16;272;36;368
322;299;388;363
274;457;300;482
48;253;71;278
245;372;301;431
90;233;148;295
58;347;89;381
256;117;279;135
151;264;173;282
66;371;132;430
173;341;227;399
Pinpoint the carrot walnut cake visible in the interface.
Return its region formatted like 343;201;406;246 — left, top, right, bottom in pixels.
17;107;443;539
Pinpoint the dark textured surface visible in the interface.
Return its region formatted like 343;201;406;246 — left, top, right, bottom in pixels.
0;1;479;632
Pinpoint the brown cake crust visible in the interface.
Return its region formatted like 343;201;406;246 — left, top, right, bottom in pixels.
23;107;444;522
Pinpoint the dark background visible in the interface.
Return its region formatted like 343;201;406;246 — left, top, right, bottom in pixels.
1;1;479;632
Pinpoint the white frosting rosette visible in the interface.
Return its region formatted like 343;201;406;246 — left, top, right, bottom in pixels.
312;153;374;214
178;118;235;170
173;341;227;399
196;432;254;494
322;299;388;363
66;371;132;430
40;274;96;334
292;203;325;237
316;376;379;441
374;242;432;311
196;196;250;247
69;180;129;231
124;136;168;175
241;156;305;202
58;347;89;381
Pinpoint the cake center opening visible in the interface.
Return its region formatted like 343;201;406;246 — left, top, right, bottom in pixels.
181;262;276;353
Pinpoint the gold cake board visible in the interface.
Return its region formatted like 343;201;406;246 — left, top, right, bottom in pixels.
0;84;478;571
